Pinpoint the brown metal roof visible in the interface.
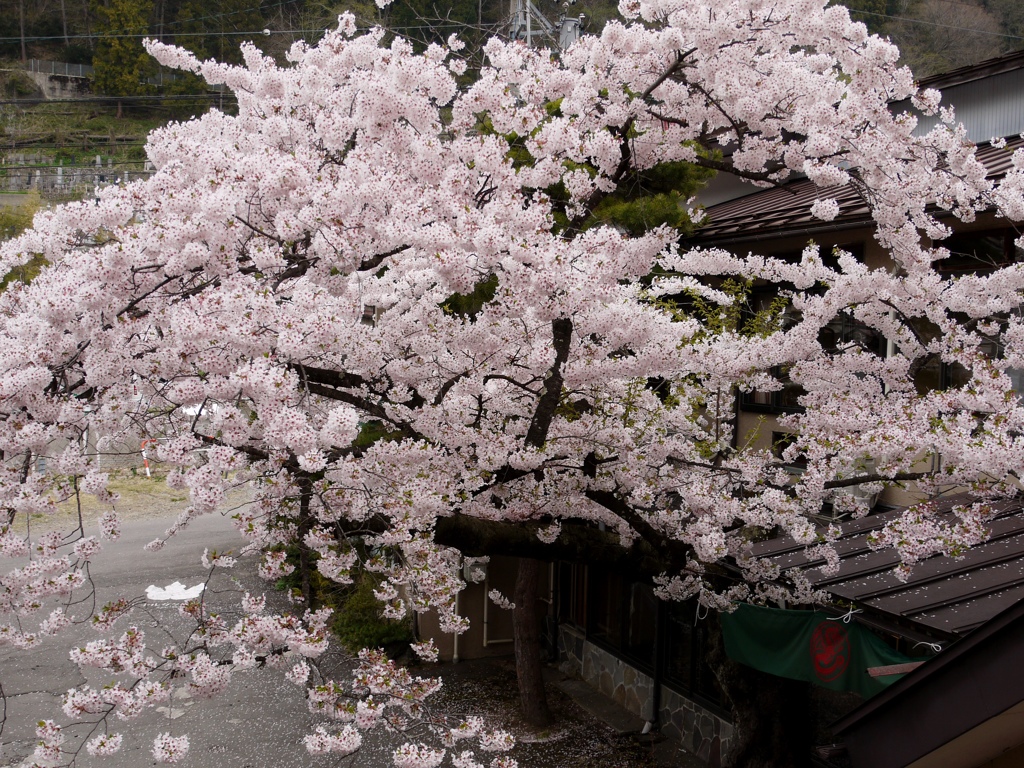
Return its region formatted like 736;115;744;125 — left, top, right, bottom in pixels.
689;138;1024;246
750;495;1024;637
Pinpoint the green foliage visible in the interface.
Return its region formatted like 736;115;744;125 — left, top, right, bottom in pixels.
0;194;46;290
60;44;95;64
91;0;157;104
331;573;413;653
273;535;411;656
589;157;714;236
442;274;498;319
592;190;691;236
354;419;406;448
1;71;38;98
476;103;715;238
658;278;789;339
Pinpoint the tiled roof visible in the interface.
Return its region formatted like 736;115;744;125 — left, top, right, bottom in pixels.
750;494;1024;637
689;138;1024;246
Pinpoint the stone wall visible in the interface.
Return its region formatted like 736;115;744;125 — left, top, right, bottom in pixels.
558;625;732;767
559;624;656;720
659;685;733;767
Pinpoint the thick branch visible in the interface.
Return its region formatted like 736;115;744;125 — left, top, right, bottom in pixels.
585;488;692;564
292;363;368;392
524;318;573;449
821;471;934;490
358;244;411;273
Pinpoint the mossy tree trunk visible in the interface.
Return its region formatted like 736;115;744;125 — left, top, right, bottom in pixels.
512;557;553;728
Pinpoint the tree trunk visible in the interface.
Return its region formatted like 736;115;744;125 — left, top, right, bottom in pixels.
18;0;27;62
60;0;69;46
512;557;553;728
706;613;812;768
83;0;92;47
296;475;314;606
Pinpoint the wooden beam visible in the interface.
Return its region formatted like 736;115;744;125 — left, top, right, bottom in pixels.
867;662;925;678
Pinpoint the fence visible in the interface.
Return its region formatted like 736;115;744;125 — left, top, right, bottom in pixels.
25;58;207;88
0;155;155;197
27;59;94;78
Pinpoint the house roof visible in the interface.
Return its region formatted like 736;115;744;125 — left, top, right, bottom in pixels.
749;494;1024;638
915;47;1024;92
830;598;1024;768
688;138;1024;247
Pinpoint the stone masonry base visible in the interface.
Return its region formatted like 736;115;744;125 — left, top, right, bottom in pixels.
558;625;732;767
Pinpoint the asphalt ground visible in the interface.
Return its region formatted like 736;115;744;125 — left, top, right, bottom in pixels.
0;495;682;768
0;509;400;768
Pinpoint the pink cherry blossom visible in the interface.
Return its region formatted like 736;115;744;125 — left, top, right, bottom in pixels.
1;1;1024;762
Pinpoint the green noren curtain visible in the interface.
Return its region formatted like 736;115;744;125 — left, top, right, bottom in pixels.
720;604;918;698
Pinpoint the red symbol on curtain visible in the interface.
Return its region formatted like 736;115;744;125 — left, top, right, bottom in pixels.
810;621;850;682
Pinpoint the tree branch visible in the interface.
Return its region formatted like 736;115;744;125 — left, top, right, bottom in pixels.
524;317;573;449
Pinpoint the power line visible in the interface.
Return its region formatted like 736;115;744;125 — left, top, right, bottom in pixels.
848;9;1024;41
0;22;474;44
0;94;235;105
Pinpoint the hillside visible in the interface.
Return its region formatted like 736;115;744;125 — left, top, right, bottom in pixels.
4;0;1018;78
0;0;1019;204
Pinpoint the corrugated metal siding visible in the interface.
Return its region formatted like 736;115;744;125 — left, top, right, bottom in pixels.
894;69;1024;144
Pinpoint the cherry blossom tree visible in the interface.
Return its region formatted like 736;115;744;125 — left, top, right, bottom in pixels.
4;0;1024;764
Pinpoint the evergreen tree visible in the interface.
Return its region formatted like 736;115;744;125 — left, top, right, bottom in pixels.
173;0;263;65
91;0;156;118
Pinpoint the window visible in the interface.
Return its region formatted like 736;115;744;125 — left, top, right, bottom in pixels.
741;291;804;412
818;311;884;356
557;561;587;629
935;228;1023;274
586;568;657;669
741;308;885;412
561;564;724;710
771;430;807;470
915;335;1024;399
663;601;724;707
588;567;624;647
741;243;887;412
742;365;805;412
911;229;1024;397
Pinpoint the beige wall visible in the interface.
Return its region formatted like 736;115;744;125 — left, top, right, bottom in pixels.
415;555;550;662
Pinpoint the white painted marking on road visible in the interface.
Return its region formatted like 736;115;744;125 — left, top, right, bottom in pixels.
145;581;205;600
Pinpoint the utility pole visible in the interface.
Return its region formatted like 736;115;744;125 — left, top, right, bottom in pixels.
511;0;585;51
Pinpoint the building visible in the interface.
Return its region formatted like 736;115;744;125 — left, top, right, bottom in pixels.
419;49;1024;768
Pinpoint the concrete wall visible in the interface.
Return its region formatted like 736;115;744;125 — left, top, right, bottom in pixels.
558;624;733;767
23;70;91;100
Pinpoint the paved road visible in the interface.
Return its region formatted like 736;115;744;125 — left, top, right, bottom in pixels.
0;510;397;768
